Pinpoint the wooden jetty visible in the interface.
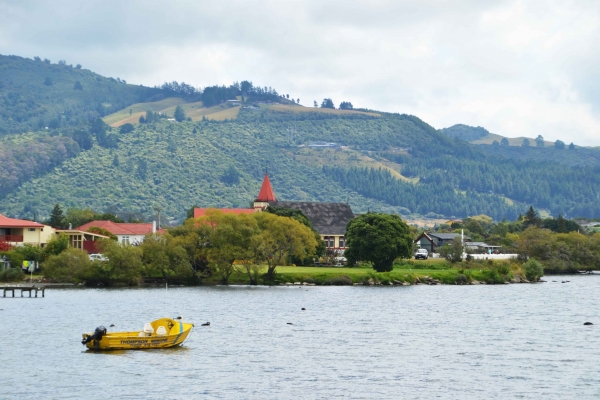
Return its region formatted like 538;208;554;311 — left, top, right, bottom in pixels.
2;285;46;298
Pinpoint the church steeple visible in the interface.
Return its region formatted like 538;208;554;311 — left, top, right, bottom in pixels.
255;173;276;202
254;173;276;209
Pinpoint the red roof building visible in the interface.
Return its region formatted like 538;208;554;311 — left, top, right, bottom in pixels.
76;220;163;245
255;173;276;202
193;208;255;218
0;214;54;246
0;214;45;228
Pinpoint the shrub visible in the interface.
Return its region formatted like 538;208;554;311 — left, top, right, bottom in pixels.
322;275;352;286
0;268;24;282
42;248;90;282
523;259;544;282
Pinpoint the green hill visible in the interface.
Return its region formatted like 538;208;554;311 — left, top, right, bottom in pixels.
0;54;162;135
1;55;600;223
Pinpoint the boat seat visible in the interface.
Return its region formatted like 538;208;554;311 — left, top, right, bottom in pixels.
156;326;167;336
143;323;154;334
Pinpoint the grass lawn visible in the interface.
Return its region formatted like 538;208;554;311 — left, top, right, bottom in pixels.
204;258;518;286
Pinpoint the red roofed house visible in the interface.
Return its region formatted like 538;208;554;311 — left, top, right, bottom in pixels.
0;214;55;247
77;220;162;245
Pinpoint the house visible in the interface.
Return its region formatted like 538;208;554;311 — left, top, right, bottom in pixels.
193;173;355;251
57;229;110;254
464;242;502;253
0;214;55;247
268;201;354;250
76;220;161;245
414;232;471;253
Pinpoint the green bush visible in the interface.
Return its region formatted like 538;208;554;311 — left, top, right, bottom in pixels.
322;275;353;286
523;259;544;282
0;268;24;282
42;247;90;282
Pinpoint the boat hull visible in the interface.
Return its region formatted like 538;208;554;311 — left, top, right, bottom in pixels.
83;318;194;350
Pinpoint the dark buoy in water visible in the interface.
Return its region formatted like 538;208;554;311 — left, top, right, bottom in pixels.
109;324;115;327
287;322;293;325
301;308;306;310
584;322;594;325
201;322;210;326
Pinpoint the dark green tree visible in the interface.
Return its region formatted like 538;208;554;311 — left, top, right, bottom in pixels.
220;165;240;185
174;105;186;122
500;137;509;146
522;138;530;147
112;154;120;167
186;205;200;219
554;140;565;149
72;130;93;150
119;123;134;134
339;101;353;110
73;81;83;90
321;98;335;109
535;135;545;147
49;204;65;228
345;212;412;272
265;205;326;259
568;142;575;150
524;206;541;228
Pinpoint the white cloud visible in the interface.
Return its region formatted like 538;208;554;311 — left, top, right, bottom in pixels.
1;0;600;144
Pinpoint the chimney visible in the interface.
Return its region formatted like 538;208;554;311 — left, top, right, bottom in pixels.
68;223;72;230
152;220;156;234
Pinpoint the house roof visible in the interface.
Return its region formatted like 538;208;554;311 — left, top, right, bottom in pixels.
269;201;355;235
194;208;255;218
76;220;162;236
0;214;45;228
256;173;276;202
429;233;471;240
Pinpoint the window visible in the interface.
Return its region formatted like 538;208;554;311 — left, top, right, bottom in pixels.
28;228;36;232
121;236;130;245
328;237;335;248
339;237;345;248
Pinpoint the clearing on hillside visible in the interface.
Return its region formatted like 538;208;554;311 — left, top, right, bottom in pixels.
267;104;380;117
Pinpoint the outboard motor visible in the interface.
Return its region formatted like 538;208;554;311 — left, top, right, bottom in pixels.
82;326;107;345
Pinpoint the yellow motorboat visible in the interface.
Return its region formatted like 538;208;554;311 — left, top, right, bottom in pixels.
81;318;194;350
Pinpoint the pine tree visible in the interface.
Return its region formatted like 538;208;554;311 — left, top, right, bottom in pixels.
524;206;541;228
49;204;65;228
112;154;120;167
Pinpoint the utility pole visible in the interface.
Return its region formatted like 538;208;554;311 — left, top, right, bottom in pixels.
155;206;162;229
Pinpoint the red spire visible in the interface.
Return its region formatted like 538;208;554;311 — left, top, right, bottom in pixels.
256;173;276;202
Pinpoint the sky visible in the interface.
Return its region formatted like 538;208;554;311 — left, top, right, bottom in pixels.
1;0;599;145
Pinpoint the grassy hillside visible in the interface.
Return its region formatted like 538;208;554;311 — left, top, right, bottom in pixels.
0;54;163;135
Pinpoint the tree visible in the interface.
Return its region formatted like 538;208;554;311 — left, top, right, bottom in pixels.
321;98;335;109
535;135;545;147
523;206;541;228
42;248;90;282
44;77;53;86
522;138;530;147
42;233;69;258
241;80;252;103
568;142;575;150
119;123;134;134
220;165;240;185
554;140;565;149
492;140;500;147
251;212;318;278
339;101;353;110
96;239;143;285
76;64;82;69
139;115;146;123
112;154;120;167
73;81;83;90
313;100;318;107
49;204;65;228
439;237;465;263
500;137;509;146
174;105;186;122
265;205;326;260
137;159;148;180
72;129;93;150
523;258;544;282
186;205;199;219
345;212;412;272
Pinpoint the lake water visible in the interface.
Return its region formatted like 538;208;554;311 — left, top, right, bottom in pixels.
1;276;599;399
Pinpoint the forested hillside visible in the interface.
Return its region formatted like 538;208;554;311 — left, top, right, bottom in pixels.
1;54;600;223
0;55;162;134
